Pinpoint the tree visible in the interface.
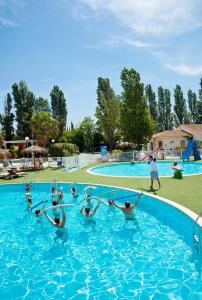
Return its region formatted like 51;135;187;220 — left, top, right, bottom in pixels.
197;78;202;123
173;85;188;126
50;86;67;136
34;97;51;114
79;117;95;152
71;127;85;152
95;77;120;151
164;89;174;130
157;87;166;132
70;122;74;131
145;84;158;123
187;90;198;124
0;129;4;147
120;68;155;148
30;112;59;146
12;81;35;138
0;93;15;140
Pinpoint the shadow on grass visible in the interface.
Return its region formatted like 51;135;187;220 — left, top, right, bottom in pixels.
138;187;159;195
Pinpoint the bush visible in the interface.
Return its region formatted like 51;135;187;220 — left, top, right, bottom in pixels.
49;143;77;157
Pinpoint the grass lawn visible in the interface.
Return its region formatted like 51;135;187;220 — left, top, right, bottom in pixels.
1;162;202;214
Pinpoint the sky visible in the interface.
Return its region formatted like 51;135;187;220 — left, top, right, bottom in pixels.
1;0;202;126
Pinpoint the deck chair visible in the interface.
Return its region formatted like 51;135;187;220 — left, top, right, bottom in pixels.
4;168;26;180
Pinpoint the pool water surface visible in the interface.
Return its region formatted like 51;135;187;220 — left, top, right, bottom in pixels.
0;183;201;299
88;161;202;177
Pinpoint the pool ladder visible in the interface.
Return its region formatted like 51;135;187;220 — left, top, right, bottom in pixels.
193;210;202;254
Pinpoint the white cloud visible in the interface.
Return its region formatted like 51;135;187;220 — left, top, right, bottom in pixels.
83;34;149;49
80;0;202;36
0;16;17;26
165;64;202;76
0;0;25;27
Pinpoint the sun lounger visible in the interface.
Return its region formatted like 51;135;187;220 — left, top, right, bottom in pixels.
3;168;26;180
49;161;62;170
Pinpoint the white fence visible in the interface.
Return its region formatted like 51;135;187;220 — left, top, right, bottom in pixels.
63;154;100;171
0;148;201;171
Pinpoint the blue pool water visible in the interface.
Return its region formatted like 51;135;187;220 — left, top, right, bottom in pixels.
89;161;202;177
0;183;202;299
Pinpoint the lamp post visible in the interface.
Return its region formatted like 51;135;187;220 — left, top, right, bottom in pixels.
25;136;29;166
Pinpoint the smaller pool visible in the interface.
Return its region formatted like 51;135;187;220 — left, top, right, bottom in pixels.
88;161;202;177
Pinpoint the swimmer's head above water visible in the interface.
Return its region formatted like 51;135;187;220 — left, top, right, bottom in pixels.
35;209;41;217
52;200;57;206
108;199;113;206
85;207;90;214
54;216;60;225
125;201;131;208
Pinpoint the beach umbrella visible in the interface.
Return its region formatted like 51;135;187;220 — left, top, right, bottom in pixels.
21;146;48;167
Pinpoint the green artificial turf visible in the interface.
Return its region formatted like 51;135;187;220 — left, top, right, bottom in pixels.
1;162;202;214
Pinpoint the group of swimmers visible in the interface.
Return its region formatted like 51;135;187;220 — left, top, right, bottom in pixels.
25;180;143;229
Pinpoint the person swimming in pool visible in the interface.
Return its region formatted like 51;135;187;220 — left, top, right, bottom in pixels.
108;198;114;206
25;181;31;195
52;200;60;217
44;206;66;228
26;194;32;209
112;193;142;218
71;186;78;198
52;179;57;196
80;201;100;218
57;187;64;203
34;201;47;218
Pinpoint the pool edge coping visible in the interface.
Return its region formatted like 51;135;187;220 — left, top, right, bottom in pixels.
1;181;201;229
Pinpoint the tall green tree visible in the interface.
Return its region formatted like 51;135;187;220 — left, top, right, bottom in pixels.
79;117;95;152
197;78;202;123
12;81;35;138
50;86;67;136
95;77;120;151
173;85;188;126
145;84;158;123
120;68;155;148
30;112;59;146
97;78;115;109
164;89;174;130
70;122;74;131
187;89;198;124
34;97;51;114
157;87;166;132
0;93;15;140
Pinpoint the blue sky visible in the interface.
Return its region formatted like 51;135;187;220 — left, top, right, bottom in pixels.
1;0;202;126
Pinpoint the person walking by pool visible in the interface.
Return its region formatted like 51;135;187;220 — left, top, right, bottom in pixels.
111;193;142;218
148;156;161;191
44;206;66;228
80;201;100;218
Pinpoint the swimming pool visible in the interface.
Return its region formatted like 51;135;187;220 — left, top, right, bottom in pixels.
88;161;202;177
0;183;201;299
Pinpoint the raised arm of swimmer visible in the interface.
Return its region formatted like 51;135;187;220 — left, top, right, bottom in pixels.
80;202;100;217
131;193;142;208
91;202;100;217
112;201;124;210
44;207;66;227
